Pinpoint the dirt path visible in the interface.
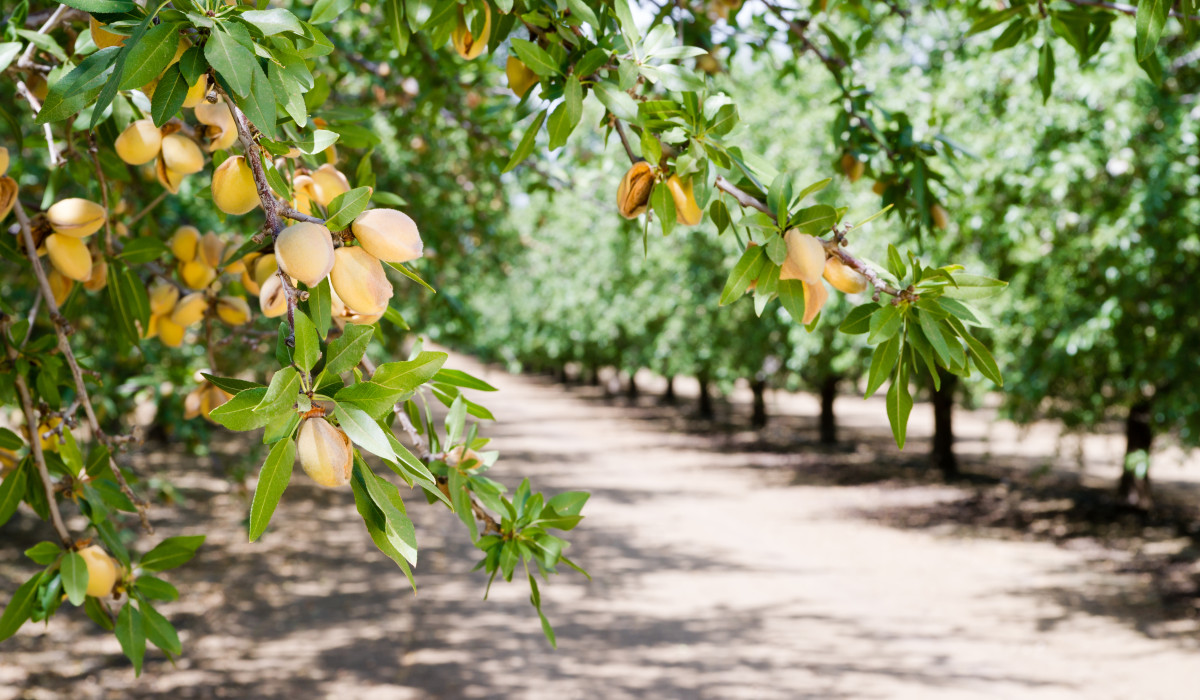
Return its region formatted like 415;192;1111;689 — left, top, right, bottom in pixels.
3;353;1199;699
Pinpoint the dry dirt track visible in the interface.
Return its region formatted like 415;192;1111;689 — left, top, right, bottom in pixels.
2;352;1200;699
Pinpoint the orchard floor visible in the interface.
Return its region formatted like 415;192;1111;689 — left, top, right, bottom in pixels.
3;353;1200;699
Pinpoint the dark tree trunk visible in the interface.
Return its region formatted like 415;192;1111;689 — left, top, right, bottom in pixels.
751;379;768;429
697;370;714;420
588;364;600;386
1117;401;1154;509
557;365;568;384
819;376;838;445
931;369;958;479
626;371;639;400
663;375;676;405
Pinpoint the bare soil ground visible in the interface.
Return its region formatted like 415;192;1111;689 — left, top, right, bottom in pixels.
2;353;1199;699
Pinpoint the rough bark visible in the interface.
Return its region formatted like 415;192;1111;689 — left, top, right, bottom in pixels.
819;376;838;445
663;375;676;405
931;369;958;479
697;369;714;420
1117;401;1154;509
751;379;768;429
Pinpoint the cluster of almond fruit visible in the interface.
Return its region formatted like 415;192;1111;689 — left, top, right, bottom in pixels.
617;162;703;226
775;230;869;323
142;226;250;347
37;198;111;303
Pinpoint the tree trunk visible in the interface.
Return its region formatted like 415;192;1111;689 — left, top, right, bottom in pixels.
626;371;639;401
557;365;568;384
1117;401;1154;509
931;369;958;479
819;376;838;445
698;370;714;420
663;375;676;405
588;364;600;386
751;379;768;429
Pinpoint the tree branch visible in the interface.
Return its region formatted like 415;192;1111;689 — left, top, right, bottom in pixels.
15;81;63;168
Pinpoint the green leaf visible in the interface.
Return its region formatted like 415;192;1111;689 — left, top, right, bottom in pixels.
292;311;319;372
650;180;675;236
372;352;448;392
349;464;415;588
133;576;178;602
777;279;807;325
1136;0;1169;61
865;334;901;399
200;374;265;395
324;187;372;230
592;81;639;122
334;382;407;419
249;437;295;542
118;22;179;90
323;324;374;377
962;331;1003;386
241;8;305;36
355;458;417;566
546;102;576;151
719;245;766;306
839;303;878;335
255;367;301;415
232;62;277;139
90;10;157;128
1037;31;1055;103
335;405;396;462
0;572;43;642
115;603;146;676
432;369;497;392
139;535;205;573
503;109;547;173
0;428;22;450
37;48;121;124
209;387;273;431
310;0;355;24
140;601;181;655
510;38;560;76
886;364;913;449
59;0;137;10
445;395;467;446
0;463;28;527
789;204;837;234
867;304;902;344
941;274;1007;300
206;26;257;97
150;63;189;126
24;542;61;566
917;312;954;366
84;596;114;631
61;551;88;606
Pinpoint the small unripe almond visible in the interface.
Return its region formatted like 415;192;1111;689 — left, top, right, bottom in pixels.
872;180;887;196
158;316;185;347
143;313;159;340
822;257;868;295
310;164;350;208
296;417;353;487
291;175;319;215
931;203;950;230
198;231;224;269
253;255;279;287
330;246;393;315
180;260;217;290
45;234;93;282
802;280;828;325
170;225;201;262
452;4;492;60
194;100;238;152
617;161;655;219
83;260;108;292
170;292;208;326
841;153;864;183
215;295;251;325
781;230;826;284
258;274;288;318
665;174;702;226
149;281;180;315
114;119;162;165
212;156;260;215
182;75;209;109
506;57;538;97
47;198;106;238
447;445;483;471
275;222;335;287
161;133;204;174
0;176;16;223
78;545;118;598
350;209;423;263
47;268;73;306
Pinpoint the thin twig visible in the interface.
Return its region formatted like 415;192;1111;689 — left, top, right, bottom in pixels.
2;317;72;547
88;133;116;257
612;119;639;163
16;4;69;70
1061;0;1200;20
15;81;62;168
126;191;167;228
